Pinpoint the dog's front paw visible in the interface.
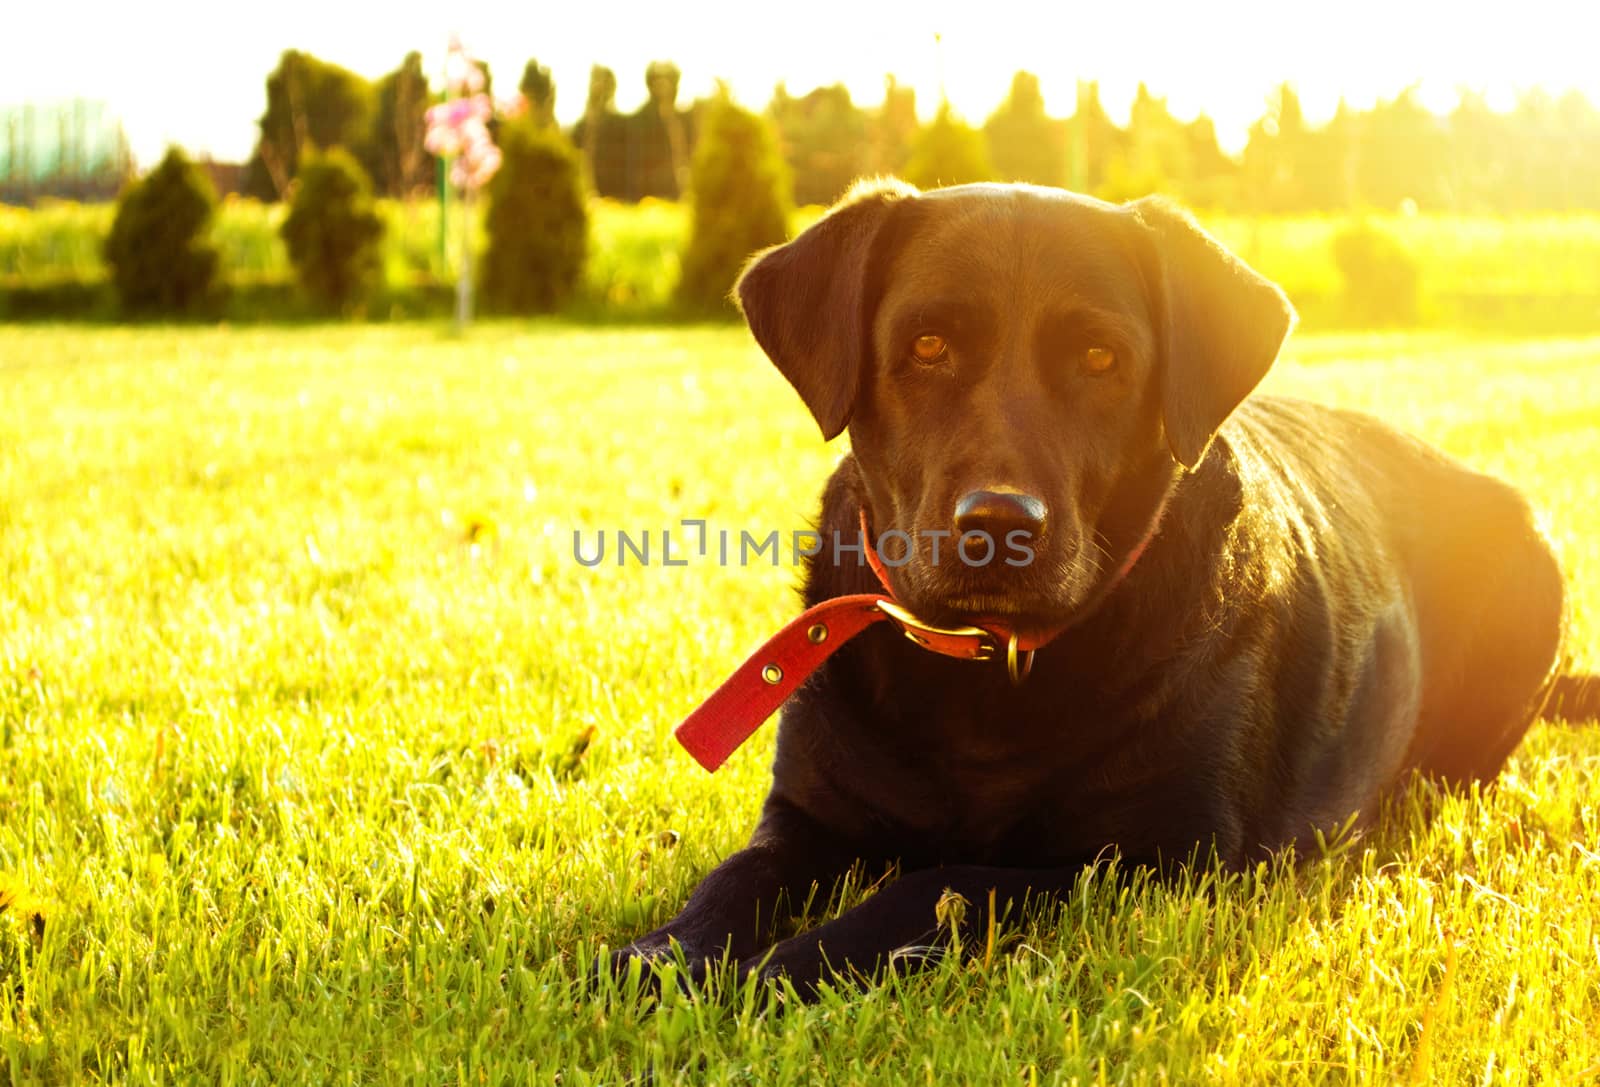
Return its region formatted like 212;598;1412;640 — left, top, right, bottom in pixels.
744;938;844;1000
748;935;946;1000
603;933;719;995
606;934;681;981
612;933;680;968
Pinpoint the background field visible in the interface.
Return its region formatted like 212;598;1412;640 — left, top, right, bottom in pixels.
5;199;1600;331
2;324;1599;1082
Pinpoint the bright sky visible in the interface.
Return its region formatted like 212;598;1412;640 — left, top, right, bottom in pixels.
11;0;1600;168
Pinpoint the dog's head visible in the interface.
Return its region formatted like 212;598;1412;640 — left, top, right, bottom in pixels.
737;179;1294;630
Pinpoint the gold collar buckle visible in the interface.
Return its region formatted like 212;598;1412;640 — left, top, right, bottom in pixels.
875;599;998;661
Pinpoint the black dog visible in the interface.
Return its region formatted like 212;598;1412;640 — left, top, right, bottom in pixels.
617;179;1575;994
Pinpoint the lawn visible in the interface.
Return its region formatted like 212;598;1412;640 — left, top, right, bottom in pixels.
1;323;1598;1083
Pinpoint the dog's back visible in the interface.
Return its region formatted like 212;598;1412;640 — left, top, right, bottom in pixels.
1216;396;1563;839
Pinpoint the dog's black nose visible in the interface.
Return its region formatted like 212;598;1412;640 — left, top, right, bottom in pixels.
953;489;1048;542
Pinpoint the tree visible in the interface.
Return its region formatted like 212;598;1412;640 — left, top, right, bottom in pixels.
103;147;221;315
1119;85;1191;197
572;65;626;198
481;122;589;314
280;147;385;314
869;75;919;177
1355;85;1448;210
1181;115;1242;209
903;103;994;190
627;61;692;199
1448;90;1510;212
1503;90;1564;210
1241;83;1313;212
245;50;377;201
1493;89;1600;211
520;58;556;129
983;71;1065;186
1298;101;1358;211
768;82;869;206
677;90;790;315
371;51;431;197
1546;91;1600;210
1062;82;1124;193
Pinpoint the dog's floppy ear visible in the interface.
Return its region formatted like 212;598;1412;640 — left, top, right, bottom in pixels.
735;178;919;440
1131;197;1296;469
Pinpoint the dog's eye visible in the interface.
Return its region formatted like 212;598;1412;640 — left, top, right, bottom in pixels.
1083;347;1117;374
910;334;948;363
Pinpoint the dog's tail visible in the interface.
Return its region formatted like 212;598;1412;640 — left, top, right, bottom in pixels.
1546;671;1600;723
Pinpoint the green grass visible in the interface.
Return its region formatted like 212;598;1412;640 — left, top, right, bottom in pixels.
1;324;1598;1083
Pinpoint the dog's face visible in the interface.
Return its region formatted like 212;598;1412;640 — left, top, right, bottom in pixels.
738;180;1294;631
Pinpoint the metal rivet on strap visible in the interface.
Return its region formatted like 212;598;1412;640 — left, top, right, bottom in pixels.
807;624;828;644
761;664;784;685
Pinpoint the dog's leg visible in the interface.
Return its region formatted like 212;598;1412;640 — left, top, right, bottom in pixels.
747;863;1085;997
613;800;862;976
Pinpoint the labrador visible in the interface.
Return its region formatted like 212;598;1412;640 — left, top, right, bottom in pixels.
615;179;1577;995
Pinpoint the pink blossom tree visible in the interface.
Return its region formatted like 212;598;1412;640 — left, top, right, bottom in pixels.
425;36;504;327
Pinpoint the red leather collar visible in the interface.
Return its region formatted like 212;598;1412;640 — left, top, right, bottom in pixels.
673;502;1166;772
